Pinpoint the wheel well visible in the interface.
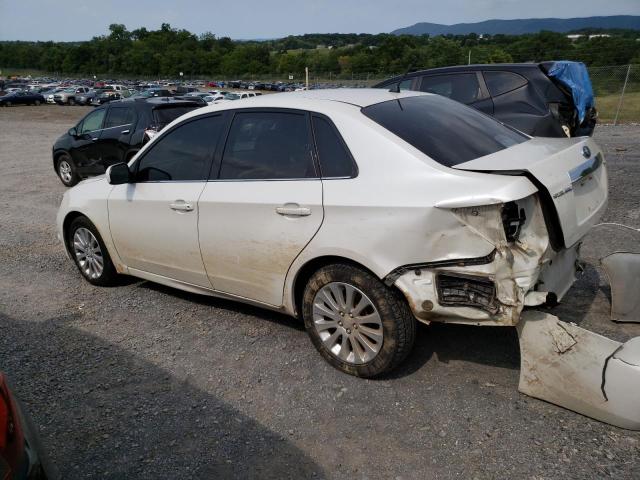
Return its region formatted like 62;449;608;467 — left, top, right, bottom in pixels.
62;211;86;255
53;151;67;171
292;255;381;318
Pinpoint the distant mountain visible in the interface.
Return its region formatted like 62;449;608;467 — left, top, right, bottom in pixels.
391;15;640;36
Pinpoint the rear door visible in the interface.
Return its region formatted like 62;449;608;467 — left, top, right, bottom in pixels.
483;70;550;135
198;109;323;306
98;104;137;167
419;73;493;114
454;136;608;248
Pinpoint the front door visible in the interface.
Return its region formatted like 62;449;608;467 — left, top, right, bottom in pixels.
100;104;136;168
70;107;107;175
198;109;324;306
108;114;226;287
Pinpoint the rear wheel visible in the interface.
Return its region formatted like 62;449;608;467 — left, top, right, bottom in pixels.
302;263;416;378
68;97;76;106
56;154;79;187
67;216;119;286
34;99;41;106
5;101;11;107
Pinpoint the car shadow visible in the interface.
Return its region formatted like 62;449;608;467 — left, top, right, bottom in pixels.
0;312;325;479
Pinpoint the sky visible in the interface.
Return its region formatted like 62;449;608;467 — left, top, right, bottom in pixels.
0;0;638;41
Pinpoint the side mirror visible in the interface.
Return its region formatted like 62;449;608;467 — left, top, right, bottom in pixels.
106;162;131;185
68;127;78;137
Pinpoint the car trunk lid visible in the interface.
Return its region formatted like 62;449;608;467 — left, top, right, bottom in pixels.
453;136;608;248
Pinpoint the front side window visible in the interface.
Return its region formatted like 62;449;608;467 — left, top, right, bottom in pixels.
219;111;315;180
79;109;106;133
419;73;481;104
136;115;225;182
104;106;135;128
362;95;528;167
311;116;356;178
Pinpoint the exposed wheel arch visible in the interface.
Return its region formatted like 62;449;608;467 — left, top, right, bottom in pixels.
62;211;87;257
291;255;383;319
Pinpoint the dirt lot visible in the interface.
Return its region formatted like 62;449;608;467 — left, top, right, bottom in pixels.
1;104;639;479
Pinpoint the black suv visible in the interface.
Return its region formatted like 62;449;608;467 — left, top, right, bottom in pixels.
374;63;597;138
53;97;203;186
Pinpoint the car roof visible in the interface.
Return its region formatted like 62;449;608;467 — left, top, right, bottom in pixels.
378;63;544;84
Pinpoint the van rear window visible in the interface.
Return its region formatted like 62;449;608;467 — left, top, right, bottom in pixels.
361;95;528;167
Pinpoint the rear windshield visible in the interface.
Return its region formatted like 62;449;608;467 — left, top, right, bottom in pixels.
361;95;528;167
152;105;200;127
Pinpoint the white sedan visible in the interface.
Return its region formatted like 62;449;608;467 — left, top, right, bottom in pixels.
57;89;608;377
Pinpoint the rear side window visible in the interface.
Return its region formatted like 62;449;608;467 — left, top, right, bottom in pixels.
419;74;481;104
152;105;200;128
136;115;224;182
104;106;134;128
219;111;315;180
311;116;356;178
362;95;528;167
484;71;528;97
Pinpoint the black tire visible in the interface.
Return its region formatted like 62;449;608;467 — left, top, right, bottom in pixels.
56;154;80;187
5;101;11;107
302;263;416;378
67;216;119;287
68;97;75;106
34;99;41;106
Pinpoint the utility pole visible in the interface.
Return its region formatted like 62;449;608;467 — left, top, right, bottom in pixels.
468;50;471;65
305;67;309;90
614;64;632;126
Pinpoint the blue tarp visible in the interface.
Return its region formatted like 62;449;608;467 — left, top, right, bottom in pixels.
547;61;595;124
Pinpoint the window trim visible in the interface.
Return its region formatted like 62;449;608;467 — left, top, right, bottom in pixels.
209;107;321;182
131;112;225;184
309;113;359;180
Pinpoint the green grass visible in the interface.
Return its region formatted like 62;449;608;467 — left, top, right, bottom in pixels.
596;91;640;123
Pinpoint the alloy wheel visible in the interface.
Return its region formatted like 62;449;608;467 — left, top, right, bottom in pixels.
73;227;104;279
58;160;73;183
312;282;383;364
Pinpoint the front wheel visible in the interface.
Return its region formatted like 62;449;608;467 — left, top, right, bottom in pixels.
67;216;119;286
56;154;79;187
68;98;76;106
34;100;41;106
302;263;416;378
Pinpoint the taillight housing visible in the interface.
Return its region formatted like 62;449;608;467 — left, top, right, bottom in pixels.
0;373;24;477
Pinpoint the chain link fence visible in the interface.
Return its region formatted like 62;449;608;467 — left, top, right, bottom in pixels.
589;64;639;124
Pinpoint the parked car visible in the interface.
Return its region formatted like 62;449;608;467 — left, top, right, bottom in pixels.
0;371;57;479
52;97;204;186
56;89;608;377
53;86;91;105
374;62;597;137
185;92;216;104
0;91;46;106
75;90;97;105
128;88;175;99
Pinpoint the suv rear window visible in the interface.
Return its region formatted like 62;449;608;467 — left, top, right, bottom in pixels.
152;105;200;128
361;95;528;167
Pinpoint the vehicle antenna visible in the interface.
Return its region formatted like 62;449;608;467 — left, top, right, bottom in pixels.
389;64;414;93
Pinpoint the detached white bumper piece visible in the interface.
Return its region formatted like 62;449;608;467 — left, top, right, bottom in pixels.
517;311;640;430
601;252;640;323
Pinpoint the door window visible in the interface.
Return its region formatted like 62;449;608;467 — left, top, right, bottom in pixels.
483;71;528;97
419;74;481;104
311;115;356;178
104;106;135;128
136;115;224;182
79;109;106;133
218;111;315;180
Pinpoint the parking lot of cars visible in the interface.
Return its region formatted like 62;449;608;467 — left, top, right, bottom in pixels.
1;99;639;478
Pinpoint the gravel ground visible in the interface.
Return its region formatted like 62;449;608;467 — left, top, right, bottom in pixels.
0;105;639;479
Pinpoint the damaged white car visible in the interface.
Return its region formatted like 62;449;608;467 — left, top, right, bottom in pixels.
58;89;623;406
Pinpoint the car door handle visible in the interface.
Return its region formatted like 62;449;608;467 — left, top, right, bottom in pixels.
275;205;311;217
121;129;130;134
169;201;194;212
91;137;99;141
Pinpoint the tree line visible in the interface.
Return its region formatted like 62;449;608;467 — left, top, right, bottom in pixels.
1;23;639;78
